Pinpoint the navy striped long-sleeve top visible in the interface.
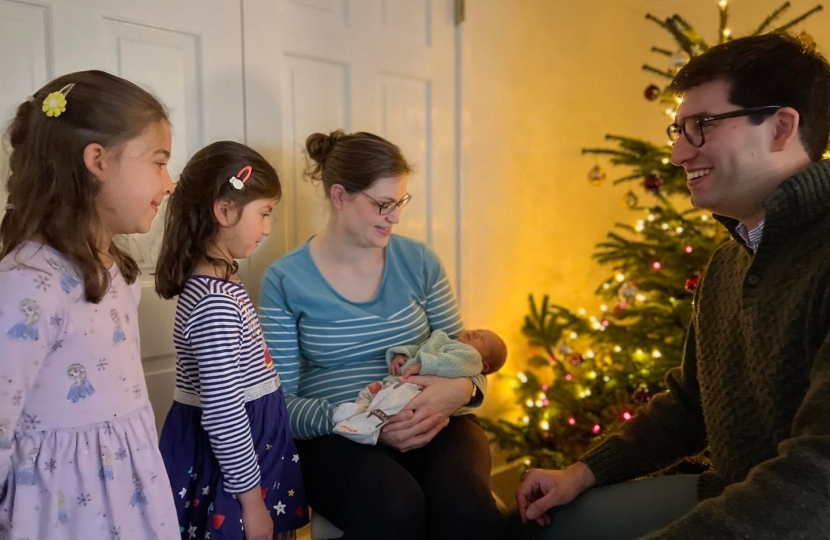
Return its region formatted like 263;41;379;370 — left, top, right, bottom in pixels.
173;276;279;493
259;235;485;440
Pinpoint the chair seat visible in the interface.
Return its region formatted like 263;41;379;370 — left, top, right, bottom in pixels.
310;510;344;540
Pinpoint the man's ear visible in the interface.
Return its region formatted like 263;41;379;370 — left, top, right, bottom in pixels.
770;107;801;153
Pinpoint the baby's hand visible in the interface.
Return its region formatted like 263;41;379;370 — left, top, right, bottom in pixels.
389;354;408;376
401;364;422;379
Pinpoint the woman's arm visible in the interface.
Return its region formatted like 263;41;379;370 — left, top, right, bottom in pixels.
260;268;336;439
380;246;477;451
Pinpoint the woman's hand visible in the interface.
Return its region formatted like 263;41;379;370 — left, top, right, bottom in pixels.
399;375;472;416
379;376;473;452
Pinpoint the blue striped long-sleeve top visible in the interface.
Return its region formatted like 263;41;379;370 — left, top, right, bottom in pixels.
259;235;485;440
173;276;280;493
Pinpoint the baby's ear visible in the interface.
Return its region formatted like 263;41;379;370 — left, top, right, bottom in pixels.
482;362;490;374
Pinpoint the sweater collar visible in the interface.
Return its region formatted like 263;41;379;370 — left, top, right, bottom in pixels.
714;159;830;249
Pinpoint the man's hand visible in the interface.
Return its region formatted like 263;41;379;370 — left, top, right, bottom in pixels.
516;462;596;526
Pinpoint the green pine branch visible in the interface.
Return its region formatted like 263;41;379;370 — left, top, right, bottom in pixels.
753;2;792;34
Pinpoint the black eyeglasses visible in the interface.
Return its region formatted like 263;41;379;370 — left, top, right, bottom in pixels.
667;106;782;148
360;192;412;215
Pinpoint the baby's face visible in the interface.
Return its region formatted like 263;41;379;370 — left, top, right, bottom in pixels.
458;329;506;374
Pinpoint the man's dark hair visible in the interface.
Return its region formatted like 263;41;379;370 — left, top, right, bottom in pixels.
671;33;830;161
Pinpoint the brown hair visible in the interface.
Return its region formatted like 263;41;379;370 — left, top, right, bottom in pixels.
305;130;412;196
154;141;281;299
1;70;169;303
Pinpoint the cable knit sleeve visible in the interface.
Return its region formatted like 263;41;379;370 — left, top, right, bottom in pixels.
580;320;708;486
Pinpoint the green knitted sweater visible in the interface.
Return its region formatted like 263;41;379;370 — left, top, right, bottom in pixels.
582;159;830;539
385;329;482;379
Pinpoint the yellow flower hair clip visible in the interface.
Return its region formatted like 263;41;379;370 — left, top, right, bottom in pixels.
41;83;75;118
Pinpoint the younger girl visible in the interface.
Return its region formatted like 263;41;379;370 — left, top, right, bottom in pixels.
0;71;178;538
155;141;308;540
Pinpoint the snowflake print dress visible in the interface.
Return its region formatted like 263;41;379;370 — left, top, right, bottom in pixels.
159;276;307;540
0;243;178;540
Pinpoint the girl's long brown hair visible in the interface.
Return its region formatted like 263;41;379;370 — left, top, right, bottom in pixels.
1;70;169;302
154;141;281;299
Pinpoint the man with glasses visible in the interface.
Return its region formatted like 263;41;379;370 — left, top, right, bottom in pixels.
510;32;830;540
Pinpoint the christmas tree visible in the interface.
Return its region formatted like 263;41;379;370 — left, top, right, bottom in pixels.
480;1;828;471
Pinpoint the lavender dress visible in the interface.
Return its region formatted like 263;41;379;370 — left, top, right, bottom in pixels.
0;243;177;540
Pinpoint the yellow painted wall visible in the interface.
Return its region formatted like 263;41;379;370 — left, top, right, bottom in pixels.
461;0;830;424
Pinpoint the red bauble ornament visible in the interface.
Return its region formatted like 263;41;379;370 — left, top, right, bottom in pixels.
685;275;700;293
644;174;664;194
644;84;660;101
570;353;584;367
632;384;651;404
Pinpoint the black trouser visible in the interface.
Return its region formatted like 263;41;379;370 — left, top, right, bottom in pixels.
295;414;501;540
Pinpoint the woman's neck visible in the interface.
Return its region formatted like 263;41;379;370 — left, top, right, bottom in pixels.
313;226;382;266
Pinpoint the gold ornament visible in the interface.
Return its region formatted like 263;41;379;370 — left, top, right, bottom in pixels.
798;31;815;49
624;190;638;208
588;165;606;186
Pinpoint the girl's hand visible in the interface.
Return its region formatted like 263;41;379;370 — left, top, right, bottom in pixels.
238;487;274;540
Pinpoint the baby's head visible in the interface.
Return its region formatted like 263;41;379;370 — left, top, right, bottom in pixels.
457;329;507;375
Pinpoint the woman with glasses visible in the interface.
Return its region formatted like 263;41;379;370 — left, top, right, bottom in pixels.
259;130;499;540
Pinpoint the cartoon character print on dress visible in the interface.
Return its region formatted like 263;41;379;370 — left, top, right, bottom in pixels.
262;342;274;370
0;418;12;450
46;258;81;293
16;447;39;485
130;472;148;507
56;492;69;526
66;363;95;403
99;446;114;481
111;309;127;344
7;298;40;341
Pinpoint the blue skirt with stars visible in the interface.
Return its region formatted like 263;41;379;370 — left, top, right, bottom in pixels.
159;387;308;539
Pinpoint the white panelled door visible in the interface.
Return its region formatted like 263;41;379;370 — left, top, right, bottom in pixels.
0;0;246;431
243;0;461;304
